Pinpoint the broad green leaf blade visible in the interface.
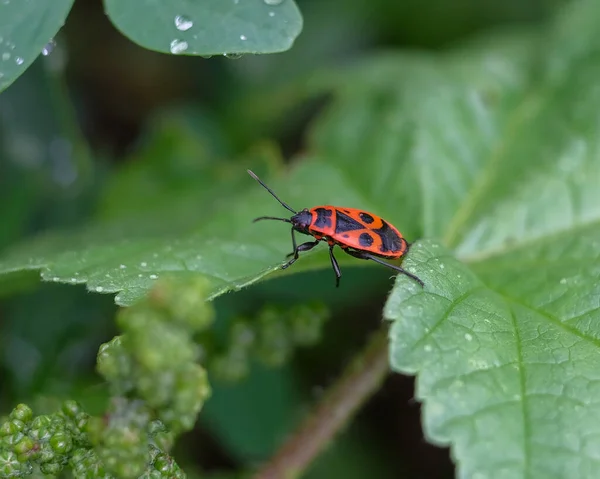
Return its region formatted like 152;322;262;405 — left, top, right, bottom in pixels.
383;0;600;477
308;30;536;241
386;240;600;478
103;0;302;56
0;0;73;93
0;160;398;306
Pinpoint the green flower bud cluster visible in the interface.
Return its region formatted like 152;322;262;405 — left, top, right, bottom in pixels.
97;277;214;434
0;401;184;478
84;399;182;478
210;302;330;382
0;401;88;477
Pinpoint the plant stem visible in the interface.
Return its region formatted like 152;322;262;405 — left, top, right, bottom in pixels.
253;325;390;479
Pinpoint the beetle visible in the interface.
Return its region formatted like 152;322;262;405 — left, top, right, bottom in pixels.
247;169;424;288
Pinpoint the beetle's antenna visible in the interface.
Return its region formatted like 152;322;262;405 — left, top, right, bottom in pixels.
247;169;297;214
252;216;292;223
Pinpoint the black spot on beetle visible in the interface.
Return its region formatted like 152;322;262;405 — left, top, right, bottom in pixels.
314;208;333;228
359;232;374;247
372;220;402;253
335;211;364;233
359;212;375;224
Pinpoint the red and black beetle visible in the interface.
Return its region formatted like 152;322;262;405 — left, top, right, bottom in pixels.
248;170;424;288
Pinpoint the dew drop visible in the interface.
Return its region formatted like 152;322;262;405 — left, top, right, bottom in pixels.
119;264;126;269
240;34;247;41
264;0;283;5
140;262;147;267
439;263;445;269
42;39;56;56
170;39;188;54
96;286;104;292
223;53;243;60
138;274;143;278
424;345;433;352
150;274;158;280
174;15;193;31
52;276;59;282
268;11;275;17
465;333;473;341
560;278;567;284
70;278;77;283
15;56;23;65
2;52;9;61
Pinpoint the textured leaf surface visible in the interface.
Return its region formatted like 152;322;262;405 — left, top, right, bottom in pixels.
1;2;600;475
0;0;73;93
383;1;600;477
103;0;302;56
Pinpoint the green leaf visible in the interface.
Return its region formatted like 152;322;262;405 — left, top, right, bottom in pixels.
103;0;303;56
0;0;74;93
382;0;600;476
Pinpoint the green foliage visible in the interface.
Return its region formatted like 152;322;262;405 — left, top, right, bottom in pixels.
0;276;215;478
209;302;330;381
0;0;302;93
0;401;183;479
104;0;303;57
380;1;600;476
97;276;213;434
2;0;600;477
0;0;73;93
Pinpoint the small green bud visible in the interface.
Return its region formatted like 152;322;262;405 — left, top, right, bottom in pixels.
13;436;39;455
30;415;53;441
50;431;73;455
0;420;23;437
61;400;81;419
40;461;63;475
0;450;32;476
10;404;33;424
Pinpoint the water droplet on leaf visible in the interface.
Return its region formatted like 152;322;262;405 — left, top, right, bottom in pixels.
264;0;283;5
42;39;56;56
170;39;188;54
174;15;193;31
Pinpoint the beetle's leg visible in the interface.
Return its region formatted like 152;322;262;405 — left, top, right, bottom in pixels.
286;228;298;258
343;250;424;287
282;236;320;269
329;244;341;288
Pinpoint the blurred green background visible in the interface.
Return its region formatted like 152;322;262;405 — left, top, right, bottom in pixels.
0;0;560;477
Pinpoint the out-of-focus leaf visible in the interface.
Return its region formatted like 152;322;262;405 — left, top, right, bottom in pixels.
103;0;302;56
0;0;73;92
0;57;94;252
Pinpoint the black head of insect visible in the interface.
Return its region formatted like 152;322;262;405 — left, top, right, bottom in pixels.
247;170;312;234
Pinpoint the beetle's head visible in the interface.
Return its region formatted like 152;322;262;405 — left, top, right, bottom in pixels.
291;209;313;233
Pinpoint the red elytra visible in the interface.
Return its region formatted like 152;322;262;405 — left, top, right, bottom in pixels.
248;170;424;288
